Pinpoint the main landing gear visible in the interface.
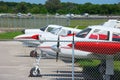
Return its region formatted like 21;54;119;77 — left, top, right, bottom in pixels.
30;50;38;57
29;46;40;57
98;55;114;80
98;60;106;75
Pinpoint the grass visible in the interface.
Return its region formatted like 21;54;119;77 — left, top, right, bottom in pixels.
70;19;108;29
0;31;22;39
76;59;101;67
76;59;120;70
76;59;120;79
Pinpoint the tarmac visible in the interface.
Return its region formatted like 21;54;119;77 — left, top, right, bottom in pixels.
0;41;84;80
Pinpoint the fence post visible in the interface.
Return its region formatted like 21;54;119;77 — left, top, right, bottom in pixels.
72;33;75;80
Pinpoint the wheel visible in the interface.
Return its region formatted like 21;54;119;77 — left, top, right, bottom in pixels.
30;50;37;57
30;67;40;77
98;64;106;75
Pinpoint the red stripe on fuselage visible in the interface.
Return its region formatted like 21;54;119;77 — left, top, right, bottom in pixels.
15;37;33;39
68;42;120;55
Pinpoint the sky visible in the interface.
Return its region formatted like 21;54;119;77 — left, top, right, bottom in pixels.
1;0;120;4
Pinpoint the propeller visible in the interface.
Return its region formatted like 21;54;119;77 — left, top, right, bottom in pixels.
56;35;60;62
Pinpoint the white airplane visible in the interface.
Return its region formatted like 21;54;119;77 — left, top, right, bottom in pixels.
14;25;81;57
30;25;120;80
14;24;63;48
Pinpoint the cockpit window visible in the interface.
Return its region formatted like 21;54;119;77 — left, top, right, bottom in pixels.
40;26;47;31
67;30;71;35
50;27;61;35
59;29;66;35
76;28;91;38
46;27;54;32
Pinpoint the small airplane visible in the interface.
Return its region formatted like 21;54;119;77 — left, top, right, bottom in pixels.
14;25;81;57
30;25;120;80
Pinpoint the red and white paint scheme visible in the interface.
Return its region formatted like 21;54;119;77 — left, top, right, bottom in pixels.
14;25;81;47
37;25;120;79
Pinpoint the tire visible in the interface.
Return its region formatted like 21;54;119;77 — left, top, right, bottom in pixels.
30;67;40;77
30;50;37;57
98;64;106;75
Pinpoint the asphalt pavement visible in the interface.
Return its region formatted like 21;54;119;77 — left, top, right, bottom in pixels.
0;41;83;80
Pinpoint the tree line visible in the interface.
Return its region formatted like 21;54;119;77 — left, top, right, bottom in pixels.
0;0;120;15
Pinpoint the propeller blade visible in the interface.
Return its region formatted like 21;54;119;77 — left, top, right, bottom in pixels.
57;35;60;48
56;52;59;62
56;36;60;62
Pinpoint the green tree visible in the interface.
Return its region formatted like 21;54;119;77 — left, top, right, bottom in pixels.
0;4;8;13
15;2;28;13
0;1;120;15
39;6;48;14
45;0;61;14
30;6;40;13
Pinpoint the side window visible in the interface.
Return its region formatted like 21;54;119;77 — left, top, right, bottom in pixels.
112;32;120;41
59;29;66;35
46;27;54;32
50;28;61;35
67;30;71;35
89;29;109;40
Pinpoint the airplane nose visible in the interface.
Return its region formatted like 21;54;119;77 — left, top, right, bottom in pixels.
14;35;20;40
31;34;39;40
14;34;40;40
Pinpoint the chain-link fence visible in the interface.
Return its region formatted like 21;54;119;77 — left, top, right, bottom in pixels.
1;14;120;32
0;15;70;31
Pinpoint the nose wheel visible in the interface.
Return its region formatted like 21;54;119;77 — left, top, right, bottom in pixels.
30;67;41;77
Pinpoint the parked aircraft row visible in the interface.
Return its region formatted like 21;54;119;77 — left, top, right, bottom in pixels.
14;19;120;80
14;20;120;57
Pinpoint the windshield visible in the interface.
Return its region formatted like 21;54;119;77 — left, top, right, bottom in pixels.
50;27;61;35
40;26;47;31
46;27;55;32
76;28;91;38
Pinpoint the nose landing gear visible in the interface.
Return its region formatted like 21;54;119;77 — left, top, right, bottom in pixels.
30;66;41;77
29;51;42;77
